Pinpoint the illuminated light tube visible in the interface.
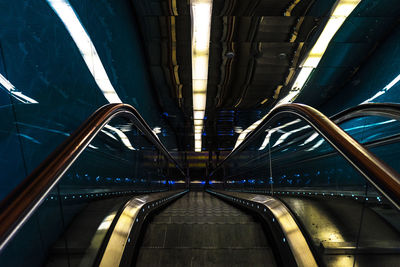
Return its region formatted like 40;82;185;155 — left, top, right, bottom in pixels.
191;0;213;152
194;125;203;133
235;0;360;149
195;133;202;140
193;93;206;110
194;119;203;126
278;0;361;105
0;74;38;104
47;0;122;104
194;110;205;120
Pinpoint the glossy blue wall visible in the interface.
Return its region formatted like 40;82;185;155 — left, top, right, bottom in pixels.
0;0;173;200
296;0;400;115
322;26;400;115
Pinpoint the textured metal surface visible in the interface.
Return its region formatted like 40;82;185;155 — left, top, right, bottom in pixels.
44;197;130;267
135;192;277;266
279;196;400;266
99;190;186;267
211;190;318;267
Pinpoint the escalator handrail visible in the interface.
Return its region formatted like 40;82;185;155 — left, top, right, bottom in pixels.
212;103;400;209
252;102;400;161
0;103;185;251
331;102;400;124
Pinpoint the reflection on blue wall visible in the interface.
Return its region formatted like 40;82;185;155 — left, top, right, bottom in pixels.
320;25;400;115
0;0;175;200
295;0;400;115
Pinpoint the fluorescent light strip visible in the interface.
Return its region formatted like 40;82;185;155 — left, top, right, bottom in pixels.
191;0;212;152
236;0;360;149
278;0;361;105
47;0;122;103
0;73;38;104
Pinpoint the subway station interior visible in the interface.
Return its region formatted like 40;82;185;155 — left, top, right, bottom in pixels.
1;0;400;266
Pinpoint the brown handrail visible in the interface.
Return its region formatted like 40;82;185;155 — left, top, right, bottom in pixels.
212;103;400;209
331;102;400;124
245;103;400;162
0;103;185;251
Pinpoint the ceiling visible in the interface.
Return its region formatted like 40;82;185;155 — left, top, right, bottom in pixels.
125;0;400;153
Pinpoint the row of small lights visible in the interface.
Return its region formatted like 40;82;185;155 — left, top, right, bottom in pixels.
44;189;169;201
66;174;180;184
223;189;383;202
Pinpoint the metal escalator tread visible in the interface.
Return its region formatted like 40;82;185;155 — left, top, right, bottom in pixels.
135;192;277;267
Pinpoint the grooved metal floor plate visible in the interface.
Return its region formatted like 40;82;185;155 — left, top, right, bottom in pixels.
135;192;277;266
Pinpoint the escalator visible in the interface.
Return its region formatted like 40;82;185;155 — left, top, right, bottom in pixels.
209;103;400;266
1;103;400;267
136;192;277;267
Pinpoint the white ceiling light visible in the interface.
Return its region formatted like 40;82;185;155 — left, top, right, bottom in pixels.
278;0;361;105
235;0;360;148
191;0;212;152
47;0;122;104
193;110;205;120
